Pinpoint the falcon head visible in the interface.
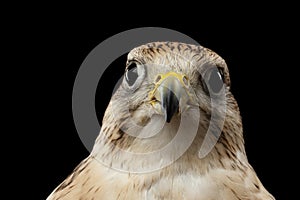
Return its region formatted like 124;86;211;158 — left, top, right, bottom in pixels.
123;42;231;123
93;42;244;172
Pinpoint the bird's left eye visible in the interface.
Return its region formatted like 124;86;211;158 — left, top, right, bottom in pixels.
202;67;225;94
125;63;139;86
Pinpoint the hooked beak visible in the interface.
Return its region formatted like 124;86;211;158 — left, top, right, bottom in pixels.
161;84;179;123
149;72;191;123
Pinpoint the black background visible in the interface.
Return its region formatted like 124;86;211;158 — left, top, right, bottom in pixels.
18;9;297;200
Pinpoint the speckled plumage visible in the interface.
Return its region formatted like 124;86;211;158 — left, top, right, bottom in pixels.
47;42;275;200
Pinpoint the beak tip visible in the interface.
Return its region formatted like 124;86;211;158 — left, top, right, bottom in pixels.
163;101;179;123
165;115;172;123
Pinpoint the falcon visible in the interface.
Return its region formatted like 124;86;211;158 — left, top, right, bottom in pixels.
47;42;275;199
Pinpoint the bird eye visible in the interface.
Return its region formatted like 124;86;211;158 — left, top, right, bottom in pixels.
202;67;225;94
125;63;139;86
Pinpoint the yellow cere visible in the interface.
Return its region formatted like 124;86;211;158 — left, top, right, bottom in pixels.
149;71;188;104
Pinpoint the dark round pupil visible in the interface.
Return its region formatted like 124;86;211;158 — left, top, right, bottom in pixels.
208;68;224;93
126;65;138;86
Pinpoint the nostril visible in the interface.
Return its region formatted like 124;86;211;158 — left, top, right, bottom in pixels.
155;75;162;83
182;76;188;86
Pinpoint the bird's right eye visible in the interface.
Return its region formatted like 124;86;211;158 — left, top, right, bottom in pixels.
125;63;139;86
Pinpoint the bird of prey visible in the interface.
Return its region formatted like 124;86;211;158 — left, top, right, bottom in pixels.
47;42;275;200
